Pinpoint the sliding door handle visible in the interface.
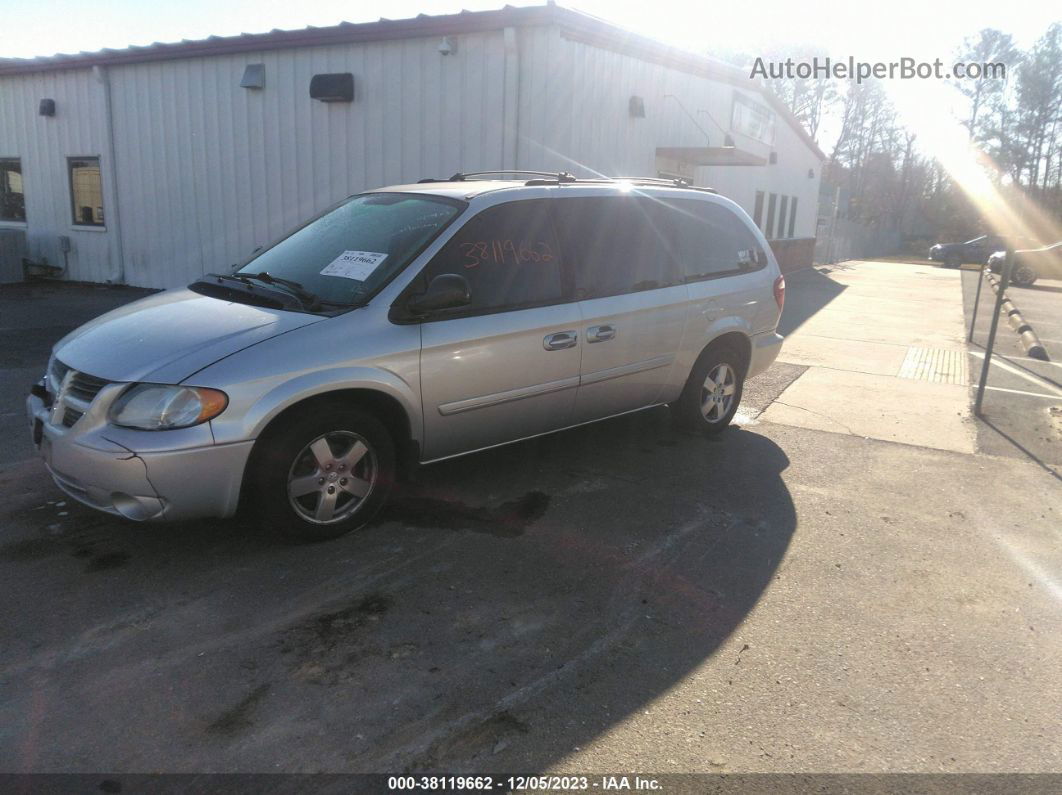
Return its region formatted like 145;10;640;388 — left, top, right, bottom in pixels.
543;330;578;351
587;324;616;343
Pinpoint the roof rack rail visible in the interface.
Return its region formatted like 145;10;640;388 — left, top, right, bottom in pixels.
417;172;717;193
447;170;577;183
611;176;718;193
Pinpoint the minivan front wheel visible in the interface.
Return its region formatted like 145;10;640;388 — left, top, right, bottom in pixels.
253;407;395;541
673;345;745;434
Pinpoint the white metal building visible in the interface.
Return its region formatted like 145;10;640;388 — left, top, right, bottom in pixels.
0;3;824;288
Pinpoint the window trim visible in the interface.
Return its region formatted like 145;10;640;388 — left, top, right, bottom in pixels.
0;156;27;224
67;155;106;228
391;197;575;325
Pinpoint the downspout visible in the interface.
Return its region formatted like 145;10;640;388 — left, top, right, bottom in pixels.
92;64;126;284
502;26;520;171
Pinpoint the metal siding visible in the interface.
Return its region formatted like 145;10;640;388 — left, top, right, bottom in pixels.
1;24;822;290
0;69;117;282
518;26;822;237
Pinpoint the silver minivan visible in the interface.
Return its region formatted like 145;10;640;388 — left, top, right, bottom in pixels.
27;173;785;540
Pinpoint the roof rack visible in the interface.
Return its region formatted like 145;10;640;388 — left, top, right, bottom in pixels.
450;170;577;183
573;176;719;193
416;172;716;193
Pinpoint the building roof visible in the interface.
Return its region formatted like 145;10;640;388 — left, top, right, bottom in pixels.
0;3;826;160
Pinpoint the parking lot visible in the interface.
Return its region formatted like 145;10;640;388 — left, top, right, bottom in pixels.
961;270;1062;472
1;266;1061;774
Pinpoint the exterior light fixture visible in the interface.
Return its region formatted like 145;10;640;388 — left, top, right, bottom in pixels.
39;98;56;116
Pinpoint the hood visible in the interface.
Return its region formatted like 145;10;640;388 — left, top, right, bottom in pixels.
53;288;325;384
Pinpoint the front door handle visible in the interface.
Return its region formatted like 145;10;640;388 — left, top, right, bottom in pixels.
543;330;578;351
586;324;616;343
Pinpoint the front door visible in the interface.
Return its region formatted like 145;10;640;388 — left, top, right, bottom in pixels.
416;198;581;460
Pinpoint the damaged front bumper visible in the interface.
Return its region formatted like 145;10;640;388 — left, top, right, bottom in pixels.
26;384;253;522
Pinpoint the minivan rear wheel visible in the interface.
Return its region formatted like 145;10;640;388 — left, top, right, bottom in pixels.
672;345;745;434
253;406;395;542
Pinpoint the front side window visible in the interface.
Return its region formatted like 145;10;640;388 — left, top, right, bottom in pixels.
417;199;565;314
238;193;464;306
68;157;104;226
659;199;767;281
0;159;25;222
552;196;680;299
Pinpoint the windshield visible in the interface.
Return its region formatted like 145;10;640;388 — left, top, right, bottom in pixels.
235;193;464;306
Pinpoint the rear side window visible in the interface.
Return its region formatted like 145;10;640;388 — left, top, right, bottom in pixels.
659;199;767;282
419;199;565;314
552;197;680;299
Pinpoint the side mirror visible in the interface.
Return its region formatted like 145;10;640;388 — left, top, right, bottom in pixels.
407;273;471;315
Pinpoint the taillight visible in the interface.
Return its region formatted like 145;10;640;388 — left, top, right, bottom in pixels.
773;275;786;311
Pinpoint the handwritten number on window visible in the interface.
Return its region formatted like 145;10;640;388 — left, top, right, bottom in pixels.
459;240;556;269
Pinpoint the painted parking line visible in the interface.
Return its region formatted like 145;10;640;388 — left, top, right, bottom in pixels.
969;351;1062;395
984;385;1061;400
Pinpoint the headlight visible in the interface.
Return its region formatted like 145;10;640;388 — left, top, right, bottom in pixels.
109;384;228;430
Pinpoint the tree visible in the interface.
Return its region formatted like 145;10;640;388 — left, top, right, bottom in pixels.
954;29;1020;140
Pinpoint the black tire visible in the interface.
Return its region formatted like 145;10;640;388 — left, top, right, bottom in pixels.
945;253;962;268
671;343;745;435
251;405;396;542
1011;264;1038;287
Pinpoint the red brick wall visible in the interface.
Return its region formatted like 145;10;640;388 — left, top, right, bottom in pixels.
769;238;816;273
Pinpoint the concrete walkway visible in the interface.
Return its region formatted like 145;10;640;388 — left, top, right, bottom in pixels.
762;261;977;454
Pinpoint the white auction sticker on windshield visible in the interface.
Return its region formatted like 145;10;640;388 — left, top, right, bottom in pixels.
320;250;388;281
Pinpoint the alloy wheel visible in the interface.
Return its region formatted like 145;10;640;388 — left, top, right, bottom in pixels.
701;362;736;423
286;431;377;524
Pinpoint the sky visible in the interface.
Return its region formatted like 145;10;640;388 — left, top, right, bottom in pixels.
1;0;1056;62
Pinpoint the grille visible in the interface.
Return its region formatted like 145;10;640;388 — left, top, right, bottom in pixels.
48;358;70;393
51;358;113;428
66;371;110;403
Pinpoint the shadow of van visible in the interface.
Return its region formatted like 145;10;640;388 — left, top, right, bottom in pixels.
1;407;794;774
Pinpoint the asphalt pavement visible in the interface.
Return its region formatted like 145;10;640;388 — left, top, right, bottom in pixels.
1;269;1060;775
960;268;1062;475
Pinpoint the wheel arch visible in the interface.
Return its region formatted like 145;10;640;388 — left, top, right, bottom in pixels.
699;330;752;377
240;387;419;511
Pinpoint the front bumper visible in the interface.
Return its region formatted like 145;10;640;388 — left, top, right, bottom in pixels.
747;330;784;380
26;390;253;522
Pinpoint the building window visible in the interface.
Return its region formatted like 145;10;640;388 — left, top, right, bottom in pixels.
753;191;764;229
788;197;798;237
765;193;777;239
0;158;25;222
68;157;104;227
778;196;789;239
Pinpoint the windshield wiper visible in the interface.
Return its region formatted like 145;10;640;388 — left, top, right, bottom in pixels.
197;272;307;311
236;271;324;310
